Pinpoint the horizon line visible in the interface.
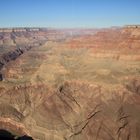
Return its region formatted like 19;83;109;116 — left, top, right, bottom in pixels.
0;24;140;29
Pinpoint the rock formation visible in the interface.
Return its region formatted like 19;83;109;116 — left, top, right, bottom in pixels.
0;26;140;140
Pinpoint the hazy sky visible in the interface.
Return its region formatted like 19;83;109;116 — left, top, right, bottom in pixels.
0;0;140;28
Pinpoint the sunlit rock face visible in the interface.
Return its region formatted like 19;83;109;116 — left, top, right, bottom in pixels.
0;27;140;140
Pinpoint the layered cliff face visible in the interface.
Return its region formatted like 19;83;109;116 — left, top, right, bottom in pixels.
0;27;140;140
65;27;140;60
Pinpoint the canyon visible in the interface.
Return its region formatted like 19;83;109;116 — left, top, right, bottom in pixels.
0;26;140;140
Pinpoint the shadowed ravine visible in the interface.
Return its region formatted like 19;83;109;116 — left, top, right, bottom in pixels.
0;129;33;140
